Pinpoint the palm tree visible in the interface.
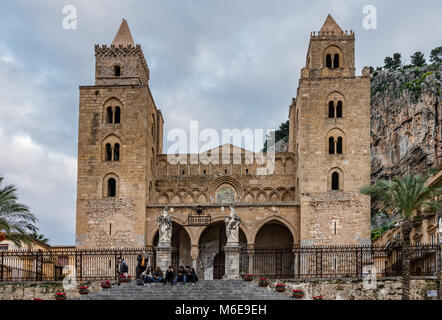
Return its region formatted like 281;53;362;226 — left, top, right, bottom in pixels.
361;171;442;300
30;231;49;244
0;176;38;247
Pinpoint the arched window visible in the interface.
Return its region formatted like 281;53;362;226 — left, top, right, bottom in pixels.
114;65;121;77
329;137;335;154
114;107;121;124
336;101;343;118
113;144;120;161
326;54;332;68
106;107;113;124
333;54;340;68
337;137;343;154
331;172;340;191
108;178;116;197
328;101;335;118
105;143;112;161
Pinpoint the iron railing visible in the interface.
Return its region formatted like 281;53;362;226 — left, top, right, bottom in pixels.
0;245;439;282
240;245;440;279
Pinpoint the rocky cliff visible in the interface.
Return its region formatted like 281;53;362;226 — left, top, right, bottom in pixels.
371;63;441;182
370;62;441;229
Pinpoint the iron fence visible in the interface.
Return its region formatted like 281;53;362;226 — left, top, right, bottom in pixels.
0;245;439;282
240;244;440;279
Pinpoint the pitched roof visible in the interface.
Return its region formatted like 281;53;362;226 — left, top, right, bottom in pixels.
112;19;135;47
320;14;343;33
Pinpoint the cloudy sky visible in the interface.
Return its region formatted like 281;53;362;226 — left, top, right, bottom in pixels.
0;0;441;245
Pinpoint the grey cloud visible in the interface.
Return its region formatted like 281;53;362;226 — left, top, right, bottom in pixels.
0;0;441;244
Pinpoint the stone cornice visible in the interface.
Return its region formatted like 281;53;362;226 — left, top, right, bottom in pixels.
146;202;299;209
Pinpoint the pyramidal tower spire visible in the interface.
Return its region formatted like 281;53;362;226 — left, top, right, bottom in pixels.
320;14;343;33
112;19;135;47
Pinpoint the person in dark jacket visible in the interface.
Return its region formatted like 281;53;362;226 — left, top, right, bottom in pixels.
136;251;148;279
174;266;187;285
164;266;175;285
187;266;198;285
117;257;128;285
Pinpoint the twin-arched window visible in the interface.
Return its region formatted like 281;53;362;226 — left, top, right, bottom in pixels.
106;106;121;124
105;143;120;161
328;137;343;155
326;54;340;69
328;101;343;118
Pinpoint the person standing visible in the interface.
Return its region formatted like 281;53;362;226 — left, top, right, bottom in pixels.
136;251;148;279
117;257;128;285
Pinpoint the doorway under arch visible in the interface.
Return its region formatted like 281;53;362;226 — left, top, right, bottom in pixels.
252;220;294;278
198;222;247;280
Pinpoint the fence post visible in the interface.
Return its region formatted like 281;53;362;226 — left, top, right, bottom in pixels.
0;251;3;281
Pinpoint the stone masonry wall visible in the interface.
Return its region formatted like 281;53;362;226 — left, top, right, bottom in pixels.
255;278;438;300
0;281;104;300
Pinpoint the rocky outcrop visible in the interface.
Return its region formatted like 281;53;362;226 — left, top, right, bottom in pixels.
370;63;441;183
369;63;441;229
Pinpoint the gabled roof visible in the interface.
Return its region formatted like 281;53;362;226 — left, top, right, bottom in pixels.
112;19;135;47
320;14;343;33
203;144;254;155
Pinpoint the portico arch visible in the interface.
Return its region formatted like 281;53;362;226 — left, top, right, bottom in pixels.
197;221;247;280
152;221;192;271
252;216;297;246
194;215;252;245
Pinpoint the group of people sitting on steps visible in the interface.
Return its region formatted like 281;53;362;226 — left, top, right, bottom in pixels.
141;265;199;286
133;251;199;286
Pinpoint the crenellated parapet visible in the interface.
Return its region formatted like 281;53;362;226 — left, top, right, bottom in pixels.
95;44;150;81
310;29;355;41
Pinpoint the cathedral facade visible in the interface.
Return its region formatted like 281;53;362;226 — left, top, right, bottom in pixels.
75;15;371;279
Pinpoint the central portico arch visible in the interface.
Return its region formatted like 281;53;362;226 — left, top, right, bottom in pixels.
197;221;247;280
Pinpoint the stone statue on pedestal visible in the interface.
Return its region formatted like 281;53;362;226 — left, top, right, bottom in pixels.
225;206;241;245
158;207;172;246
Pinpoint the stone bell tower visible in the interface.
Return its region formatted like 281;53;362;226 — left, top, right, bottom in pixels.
76;20;163;248
289;15;371;245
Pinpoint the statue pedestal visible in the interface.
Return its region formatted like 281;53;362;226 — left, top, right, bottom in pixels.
155;244;172;273
223;244;242;280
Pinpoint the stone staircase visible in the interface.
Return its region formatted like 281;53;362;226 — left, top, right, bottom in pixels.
76;280;292;300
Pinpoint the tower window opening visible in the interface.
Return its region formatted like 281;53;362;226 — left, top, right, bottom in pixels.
329;137;335;154
225;169;228;174
203;170;207;175
114;65;121;77
336;101;343;118
328;101;335;118
337;137;343;154
326;54;332;68
114;143;120;161
331;172;340;191
108;178;116;197
115;107;121;124
333;54;340;68
105;143;112;161
106;107;113;124
246;169;249;174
